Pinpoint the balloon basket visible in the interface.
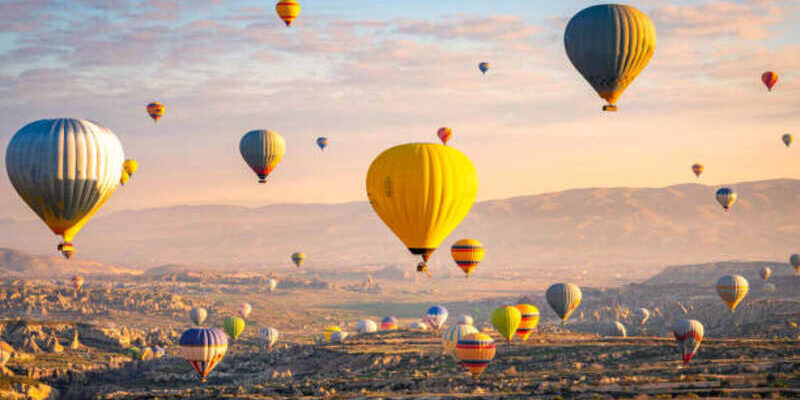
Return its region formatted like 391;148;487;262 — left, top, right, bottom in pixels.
602;104;618;112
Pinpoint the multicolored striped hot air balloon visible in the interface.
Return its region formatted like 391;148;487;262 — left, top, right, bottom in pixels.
179;327;228;382
276;0;300;26
224;316;245;340
564;4;656;111
546;283;582;325
692;163;703;178
323;326;341;341
716;187;736;212
762;71;778;91
259;327;279;350
451;239;485;278
146;102;165;123
456;332;496;378
380;316;398;331
491;305;521;344
760;267;771;282
437;127;452;145
190;307;207;326
716;275;749;312
514;304;540;341
6;119;126;259
672;319;703;364
442;324;478;358
424;306;449;330
238;302;252;319
240;129;286;184
291;252;305;268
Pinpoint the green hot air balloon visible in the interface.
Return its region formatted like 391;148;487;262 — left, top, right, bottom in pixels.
491;305;521;345
224;316;246;340
564;4;656;111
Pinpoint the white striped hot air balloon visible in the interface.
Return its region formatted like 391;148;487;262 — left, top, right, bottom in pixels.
5;118;125;259
715;275;749;312
259;327;279;350
442;324;478;358
240;129;286;184
672;319;703;364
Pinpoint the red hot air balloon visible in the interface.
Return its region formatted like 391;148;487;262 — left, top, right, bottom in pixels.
762;71;778;91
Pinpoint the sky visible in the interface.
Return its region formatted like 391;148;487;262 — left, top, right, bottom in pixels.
0;0;799;219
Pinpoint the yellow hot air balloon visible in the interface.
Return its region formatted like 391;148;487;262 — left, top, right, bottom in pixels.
5;119;125;259
366;143;478;277
514;304;540;341
451;239;485;279
240;129;286;184
120;171;131;186
324;326;341;341
715;275;749;312
455;332;496;379
146;102;165;123
291;252;305;268
276;0;301;27
564;4;656;111
224;316;246;340
120;159;138;185
491;306;521;345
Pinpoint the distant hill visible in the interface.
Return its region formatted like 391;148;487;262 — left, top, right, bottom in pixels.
0;248;140;279
0;179;798;283
645;260;796;285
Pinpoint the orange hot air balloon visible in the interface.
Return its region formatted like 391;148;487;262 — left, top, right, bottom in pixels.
451;239;485;278
762;71;778;91
146;102;165;123
437;127;453;145
691;163;703;178
276;0;301;27
455;332;496;379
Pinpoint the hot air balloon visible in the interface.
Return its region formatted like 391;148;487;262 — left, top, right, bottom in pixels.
458;315;474;326
330;330;349;343
324;326;341;341
120;159;138;185
437;127;452;145
291;252;305;268
760;267;771;282
451;239;485;279
190;307;208;326
491;306;521;345
605;321;627;337
672;319;703;364
238;302;252;319
409;321;429;331
692;163;703;178
6;119;126;259
762;71;778;91
259;327;279;350
634;308;650;326
356;319;378;334
791;254;800;273
456;332;496;379
267;278;278;293
546;283;582;325
240;129;286;183
478;62;490;75
71;275;84;292
276;0;300;26
716;187;736;211
782;134;793;148
146;102;165;123
316;137;328;151
514;304;540;341
424;306;449;330
179;327;228;382
366;143;478;276
224;316;245;340
380;316;398;331
564;4;656;111
120;171;131;186
715;275;749;312
442;324;478;358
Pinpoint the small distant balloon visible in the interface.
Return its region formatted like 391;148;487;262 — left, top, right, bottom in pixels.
634;308;650;326
478;62;490;75
291;252;305;268
317;137;328;151
514;304;540;341
790;254;800;273
71;275;84;292
782;134;793;148
146;102;165;123
240;129;286;184
190;307;207;325
715;187;736;212
224;316;245;340
276;0;301;26
179;327;228;382
437;127;452;145
424;306;449;330
760;267;771;282
762;71;778;91
691;163;703;178
238;302;252;319
672;319;703;364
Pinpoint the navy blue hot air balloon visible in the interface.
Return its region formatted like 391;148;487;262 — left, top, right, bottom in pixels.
316;137;328;151
179;327;228;382
478;62;490;75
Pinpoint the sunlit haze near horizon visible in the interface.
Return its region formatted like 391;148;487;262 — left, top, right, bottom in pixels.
0;0;798;219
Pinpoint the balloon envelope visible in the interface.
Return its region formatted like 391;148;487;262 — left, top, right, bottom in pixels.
356;319;378;334
317;137;328;151
240;129;286;183
762;71;778;91
546;283;582;324
672;319;703;364
564;4;656;111
146;102;165;122
437;127;453;145
179;327;228;381
715;187;736;211
478;62;490;74
451;239;485;278
190;307;208;325
514;304;540;341
291;252;306;268
692;163;703;177
259;327;279;350
424;306;449;330
238;302;252;319
782;134;793;148
456;332;496;378
442;324;478;358
223;316;245;340
276;0;300;26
